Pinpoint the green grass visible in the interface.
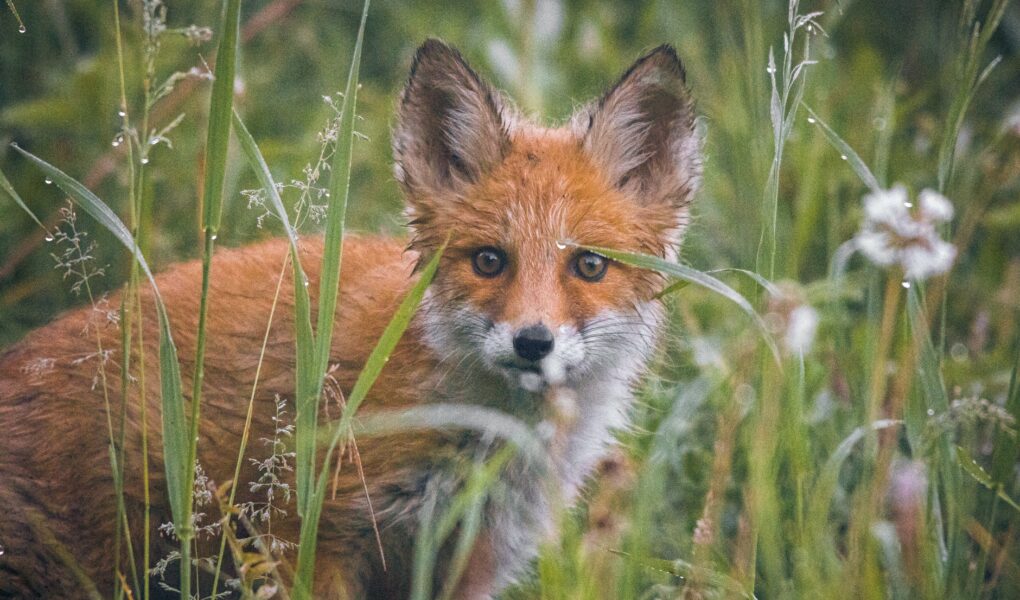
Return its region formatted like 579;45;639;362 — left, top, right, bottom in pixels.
3;0;1020;598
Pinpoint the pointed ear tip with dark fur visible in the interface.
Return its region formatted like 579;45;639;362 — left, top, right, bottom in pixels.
633;44;688;85
407;39;468;83
413;38;458;64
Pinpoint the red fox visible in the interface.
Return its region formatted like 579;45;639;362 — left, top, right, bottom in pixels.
0;40;699;598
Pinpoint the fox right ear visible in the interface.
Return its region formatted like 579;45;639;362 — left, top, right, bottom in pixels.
393;40;511;206
574;45;701;223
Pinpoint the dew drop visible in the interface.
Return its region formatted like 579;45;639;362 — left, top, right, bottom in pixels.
555;240;567;250
118;110;127;118
150;138;158;146
44;177;53;185
18;25;27;34
140;157;150;165
766;66;776;74
112;139;121;147
210;234;218;241
901;281;911;289
926;408;935;416
904;202;913;208
44;234;54;242
0;544;4;555
840;154;848;161
807;116;817;124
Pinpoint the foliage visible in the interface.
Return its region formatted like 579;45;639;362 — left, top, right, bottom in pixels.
3;0;1020;598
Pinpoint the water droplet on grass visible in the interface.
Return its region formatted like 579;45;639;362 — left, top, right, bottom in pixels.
555;241;567;250
44;234;54;242
118;110;127;118
807;116;816;124
18;25;27;34
904;202;913;208
926;408;935;416
140;157;150;165
901;281;911;289
840;155;848;160
44;177;52;185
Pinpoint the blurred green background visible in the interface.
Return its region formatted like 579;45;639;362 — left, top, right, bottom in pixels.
3;0;1017;348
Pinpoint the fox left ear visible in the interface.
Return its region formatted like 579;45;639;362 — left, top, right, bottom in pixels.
574;45;701;218
393;39;511;207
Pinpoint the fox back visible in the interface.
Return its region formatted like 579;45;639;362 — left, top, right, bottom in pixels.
0;40;699;599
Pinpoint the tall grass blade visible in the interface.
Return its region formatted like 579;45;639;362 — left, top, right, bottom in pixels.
201;0;242;235
803;106;881;193
178;2;243;594
314;0;370;379
232;108;317;517
9;147;190;529
293;239;447;598
305;0;371;516
579;244;780;362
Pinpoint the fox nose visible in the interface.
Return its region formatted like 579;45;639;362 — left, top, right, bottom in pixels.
513;324;554;362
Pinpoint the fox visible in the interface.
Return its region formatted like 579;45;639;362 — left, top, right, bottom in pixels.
0;40;700;599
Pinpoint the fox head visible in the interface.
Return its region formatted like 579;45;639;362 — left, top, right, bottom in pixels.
393;40;700;395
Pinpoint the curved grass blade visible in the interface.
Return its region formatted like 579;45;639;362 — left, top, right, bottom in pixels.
232;108;317;517
806;418;902;577
957;446;1020;514
579;244;780;363
293;237;446;599
10;146;189;530
655;267;782;300
802;105;881;193
609;551;755;599
0;166;44;228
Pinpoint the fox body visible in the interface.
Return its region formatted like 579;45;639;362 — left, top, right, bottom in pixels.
0;41;699;598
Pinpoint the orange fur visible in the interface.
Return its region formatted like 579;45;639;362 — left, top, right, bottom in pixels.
0;40;699;599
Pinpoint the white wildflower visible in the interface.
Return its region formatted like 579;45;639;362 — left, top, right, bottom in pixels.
855;185;957;280
784;304;820;355
766;282;819;356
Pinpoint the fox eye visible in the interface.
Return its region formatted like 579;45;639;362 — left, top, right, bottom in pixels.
472;247;506;277
574;251;608;282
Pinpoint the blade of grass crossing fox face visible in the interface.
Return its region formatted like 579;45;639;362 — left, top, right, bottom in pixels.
7;148;190;530
579;244;781;363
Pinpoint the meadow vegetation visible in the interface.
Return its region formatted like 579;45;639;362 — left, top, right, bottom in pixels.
2;0;1020;598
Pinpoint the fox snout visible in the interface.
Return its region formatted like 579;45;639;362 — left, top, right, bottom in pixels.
512;323;554;362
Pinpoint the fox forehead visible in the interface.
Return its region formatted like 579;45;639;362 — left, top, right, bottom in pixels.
440;129;676;258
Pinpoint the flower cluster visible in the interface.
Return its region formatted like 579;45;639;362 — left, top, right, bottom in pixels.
855;185;956;280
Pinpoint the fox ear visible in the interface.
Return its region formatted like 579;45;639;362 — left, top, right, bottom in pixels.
575;45;701;214
393;39;511;204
